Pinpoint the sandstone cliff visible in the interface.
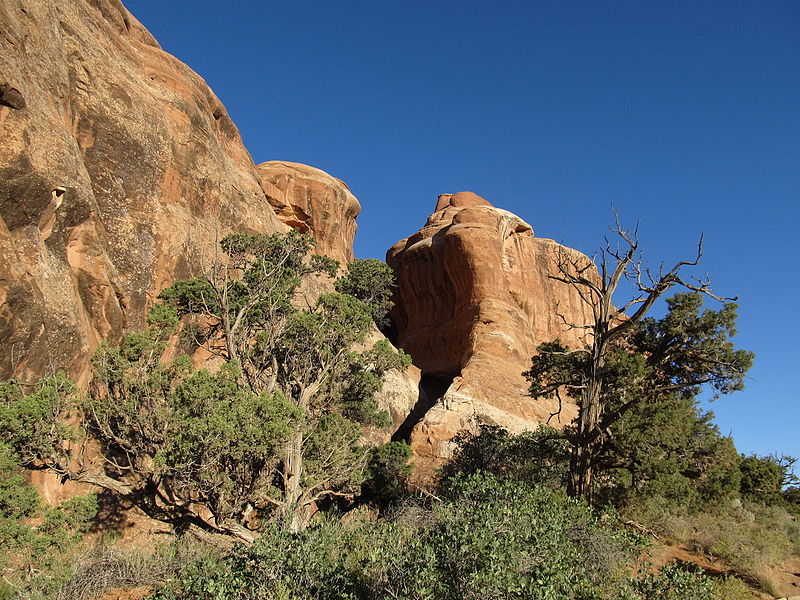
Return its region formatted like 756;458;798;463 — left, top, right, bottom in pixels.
387;192;595;479
0;0;364;387
1;0;591;492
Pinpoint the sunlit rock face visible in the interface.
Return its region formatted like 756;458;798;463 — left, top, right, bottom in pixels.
387;191;594;481
257;161;361;267
0;0;372;387
0;0;293;383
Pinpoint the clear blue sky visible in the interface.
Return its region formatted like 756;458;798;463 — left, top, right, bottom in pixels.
124;0;799;461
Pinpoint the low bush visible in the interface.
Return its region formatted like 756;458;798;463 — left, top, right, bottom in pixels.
0;442;97;600
625;561;715;600
152;473;641;600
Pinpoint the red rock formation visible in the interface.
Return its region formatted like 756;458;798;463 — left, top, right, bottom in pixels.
0;0;420;507
0;1;364;386
387;192;595;480
257;161;361;266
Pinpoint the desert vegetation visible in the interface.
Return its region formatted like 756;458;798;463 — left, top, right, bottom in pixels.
1;230;798;599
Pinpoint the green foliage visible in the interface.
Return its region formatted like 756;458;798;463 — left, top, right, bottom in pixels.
783;485;800;514
335;258;395;328
159;230;314;346
527;292;753;502
710;576;757;600
530;294;752;408
525;339;587;401
0;442;97;598
598;394;742;508
361;441;413;509
299;412;367;498
89;339;299;525
158;363;299;518
311;254;340;278
92;231;406;531
277;293;374;379
634;293;753;399
158;278;221;317
0;373;79;471
429;474;638;599
438;424;570;491
337;340;411;425
442;396;744;513
627;561;715;600
739;454;787;505
0;442;41;549
152;473;641;600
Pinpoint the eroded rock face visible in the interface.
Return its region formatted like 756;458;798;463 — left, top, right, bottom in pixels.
257;161;361;266
0;1;371;386
387;192;595;480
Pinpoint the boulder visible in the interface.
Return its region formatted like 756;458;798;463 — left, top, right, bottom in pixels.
257;161;361;266
387;192;595;480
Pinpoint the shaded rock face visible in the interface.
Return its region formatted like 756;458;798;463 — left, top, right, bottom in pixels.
387;192;595;480
257;161;361;266
0;0;368;386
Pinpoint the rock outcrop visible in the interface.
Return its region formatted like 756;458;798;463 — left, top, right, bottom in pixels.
0;0;420;505
387;192;595;480
0;0;591;493
0;1;362;386
257;161;361;266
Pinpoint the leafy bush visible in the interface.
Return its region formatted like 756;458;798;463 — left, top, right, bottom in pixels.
0;442;97;599
438;424;570;491
710;576;756;600
598;394;742;509
152;473;640;600
739;453;795;506
360;441;413;509
426;474;638;599
626;561;715;600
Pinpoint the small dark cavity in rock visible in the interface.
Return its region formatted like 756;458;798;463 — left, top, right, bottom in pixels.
0;82;26;109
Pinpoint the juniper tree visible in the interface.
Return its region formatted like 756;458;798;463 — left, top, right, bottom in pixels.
155;231;408;531
526;221;753;502
1;232;407;539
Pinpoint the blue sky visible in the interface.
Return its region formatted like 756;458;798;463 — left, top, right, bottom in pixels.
124;0;799;461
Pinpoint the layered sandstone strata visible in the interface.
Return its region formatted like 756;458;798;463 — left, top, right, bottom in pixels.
387;192;594;479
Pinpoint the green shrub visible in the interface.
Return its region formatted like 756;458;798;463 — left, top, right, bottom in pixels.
360;441;413;509
438;424;570;491
153;473;640;600
740;454;786;505
711;575;755;600
627;561;715;600
0;443;97;599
